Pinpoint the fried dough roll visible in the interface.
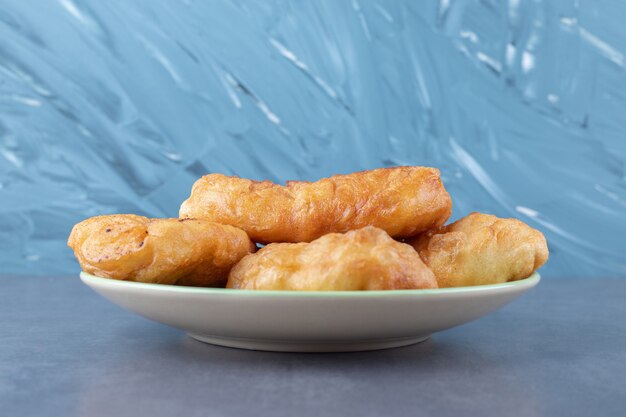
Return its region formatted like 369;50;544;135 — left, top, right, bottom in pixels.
227;226;437;291
68;215;255;287
179;166;452;244
408;213;548;288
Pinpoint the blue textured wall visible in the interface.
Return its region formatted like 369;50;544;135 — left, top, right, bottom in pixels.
0;0;624;277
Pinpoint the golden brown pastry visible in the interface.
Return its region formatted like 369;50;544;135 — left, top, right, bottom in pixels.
179;166;452;244
227;226;437;291
68;214;255;287
408;212;549;288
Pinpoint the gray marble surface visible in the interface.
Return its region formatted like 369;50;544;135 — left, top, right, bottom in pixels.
1;275;625;417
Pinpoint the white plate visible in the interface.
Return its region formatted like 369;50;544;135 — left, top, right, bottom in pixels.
80;272;540;352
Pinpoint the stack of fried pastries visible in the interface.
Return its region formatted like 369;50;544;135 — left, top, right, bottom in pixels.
68;166;548;290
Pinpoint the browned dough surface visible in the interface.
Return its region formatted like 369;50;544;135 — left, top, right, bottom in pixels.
408;212;549;288
180;166;452;243
68;214;255;287
227;226;437;291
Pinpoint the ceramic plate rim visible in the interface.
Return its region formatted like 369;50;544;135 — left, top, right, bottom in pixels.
80;271;540;297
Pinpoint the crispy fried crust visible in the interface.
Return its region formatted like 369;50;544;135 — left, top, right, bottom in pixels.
227;226;437;291
68;215;255;286
179;166;452;244
408;213;549;288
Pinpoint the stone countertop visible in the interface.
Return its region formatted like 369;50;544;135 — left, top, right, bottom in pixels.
1;275;624;417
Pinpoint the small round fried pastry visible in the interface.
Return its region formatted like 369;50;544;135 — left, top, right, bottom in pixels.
179;166;452;244
227;226;437;291
408;212;549;288
68;214;255;287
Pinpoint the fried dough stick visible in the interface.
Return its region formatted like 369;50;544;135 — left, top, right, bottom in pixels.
68;215;255;287
180;167;452;244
